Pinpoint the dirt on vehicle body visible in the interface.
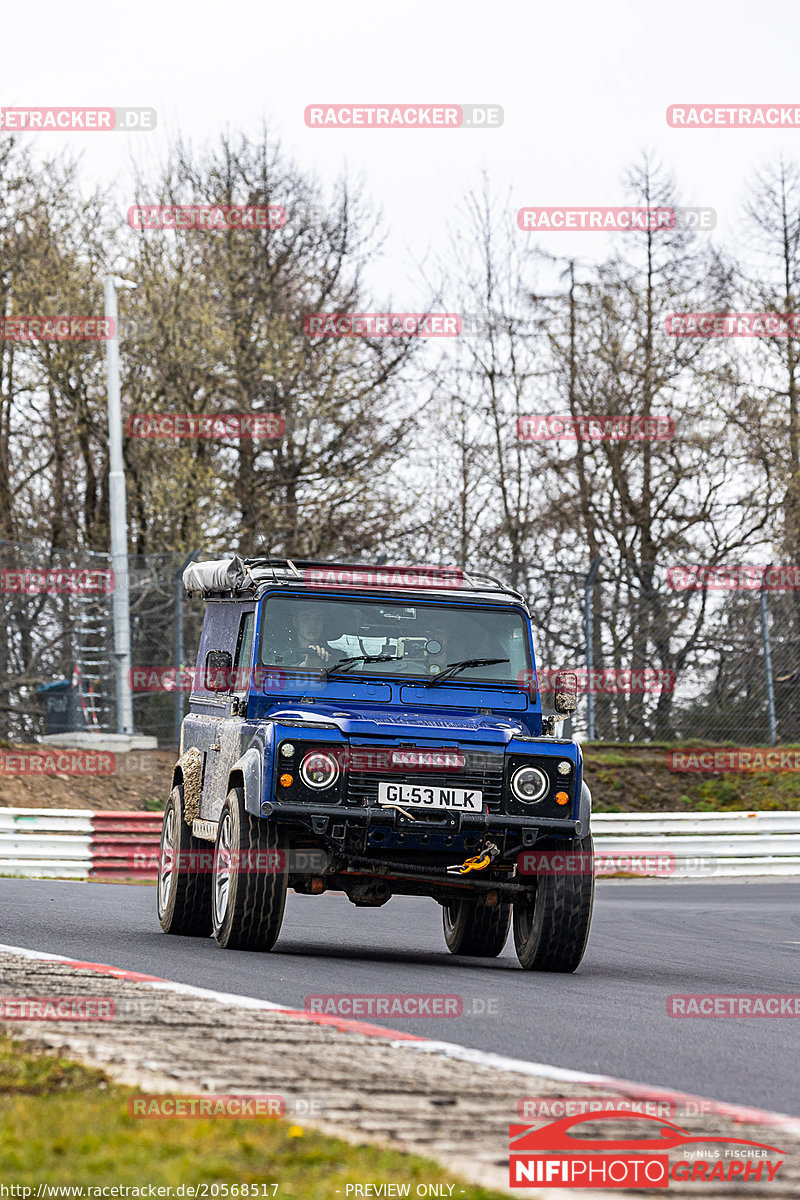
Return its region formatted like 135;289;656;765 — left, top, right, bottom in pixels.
157;557;594;972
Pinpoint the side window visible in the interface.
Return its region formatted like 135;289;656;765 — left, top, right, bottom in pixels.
233;611;255;692
204;649;233;692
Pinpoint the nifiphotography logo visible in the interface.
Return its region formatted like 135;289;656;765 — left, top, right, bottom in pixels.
508;1111;785;1188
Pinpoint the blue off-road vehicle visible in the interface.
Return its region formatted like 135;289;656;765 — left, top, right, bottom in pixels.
157;558;594;971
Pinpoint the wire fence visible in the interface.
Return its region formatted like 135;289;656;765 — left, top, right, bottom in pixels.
520;559;791;745
0;544;791;746
0;543;203;747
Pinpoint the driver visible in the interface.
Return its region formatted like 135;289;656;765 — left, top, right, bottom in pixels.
289;603;334;667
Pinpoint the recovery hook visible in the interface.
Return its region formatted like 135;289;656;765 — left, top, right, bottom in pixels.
448;841;501;875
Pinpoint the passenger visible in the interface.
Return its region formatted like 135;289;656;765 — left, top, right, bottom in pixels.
425;615;507;676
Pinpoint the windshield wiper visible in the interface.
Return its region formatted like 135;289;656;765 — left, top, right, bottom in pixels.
422;657;510;687
324;654;396;679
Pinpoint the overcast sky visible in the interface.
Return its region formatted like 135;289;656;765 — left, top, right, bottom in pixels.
4;0;800;302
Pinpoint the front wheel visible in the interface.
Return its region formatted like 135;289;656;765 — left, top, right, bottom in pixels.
157;784;213;936
212;787;288;951
513;834;594;972
443;897;511;957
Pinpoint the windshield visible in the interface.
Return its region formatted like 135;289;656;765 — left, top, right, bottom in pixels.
259;595;531;685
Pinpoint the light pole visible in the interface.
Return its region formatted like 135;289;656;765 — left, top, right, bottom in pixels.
584;557;602;740
104;275;137;736
760;567;778;746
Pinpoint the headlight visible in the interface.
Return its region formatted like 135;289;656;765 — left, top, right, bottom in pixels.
557;759;572;776
300;750;340;790
510;765;549;803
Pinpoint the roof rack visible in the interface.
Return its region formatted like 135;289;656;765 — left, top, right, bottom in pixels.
460;566;527;598
183;555;528;604
241;557;527;603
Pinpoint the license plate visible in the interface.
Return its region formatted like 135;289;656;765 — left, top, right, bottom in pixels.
377;781;483;811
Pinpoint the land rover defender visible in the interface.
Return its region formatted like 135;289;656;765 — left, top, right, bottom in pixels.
157;558;594;971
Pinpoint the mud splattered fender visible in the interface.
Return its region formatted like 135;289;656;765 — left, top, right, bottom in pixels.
231;745;265;818
173;746;202;826
577;779;592;838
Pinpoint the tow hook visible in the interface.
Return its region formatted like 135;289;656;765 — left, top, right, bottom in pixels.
448;841;501;875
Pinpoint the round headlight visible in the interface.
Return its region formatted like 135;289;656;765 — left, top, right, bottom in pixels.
281;743;295;758
557;759;572;776
300;750;339;790
510;765;549;803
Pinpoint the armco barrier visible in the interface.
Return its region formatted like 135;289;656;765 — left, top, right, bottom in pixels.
591;811;800;877
0;809;162;880
0;808;798;880
0;806;796;883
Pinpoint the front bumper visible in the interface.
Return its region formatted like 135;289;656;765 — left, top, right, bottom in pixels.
260;799;579;856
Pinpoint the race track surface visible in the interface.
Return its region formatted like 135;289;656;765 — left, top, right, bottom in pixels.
1;878;798;1115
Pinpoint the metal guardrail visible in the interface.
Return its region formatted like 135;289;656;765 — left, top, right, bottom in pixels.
591;811;800;877
0;809;162;880
0;808;798;880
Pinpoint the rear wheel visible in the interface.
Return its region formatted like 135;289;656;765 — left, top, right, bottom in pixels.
157;784;213;936
513;834;594;972
212;787;288;951
442;897;511;957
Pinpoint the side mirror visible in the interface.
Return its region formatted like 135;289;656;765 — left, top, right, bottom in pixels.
205;649;233;692
553;670;578;716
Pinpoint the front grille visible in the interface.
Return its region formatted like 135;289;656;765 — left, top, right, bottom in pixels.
345;749;504;811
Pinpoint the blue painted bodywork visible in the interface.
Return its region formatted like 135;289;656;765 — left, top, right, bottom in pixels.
178;587;588;871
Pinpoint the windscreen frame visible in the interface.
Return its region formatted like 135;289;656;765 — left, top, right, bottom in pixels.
257;590;534;687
